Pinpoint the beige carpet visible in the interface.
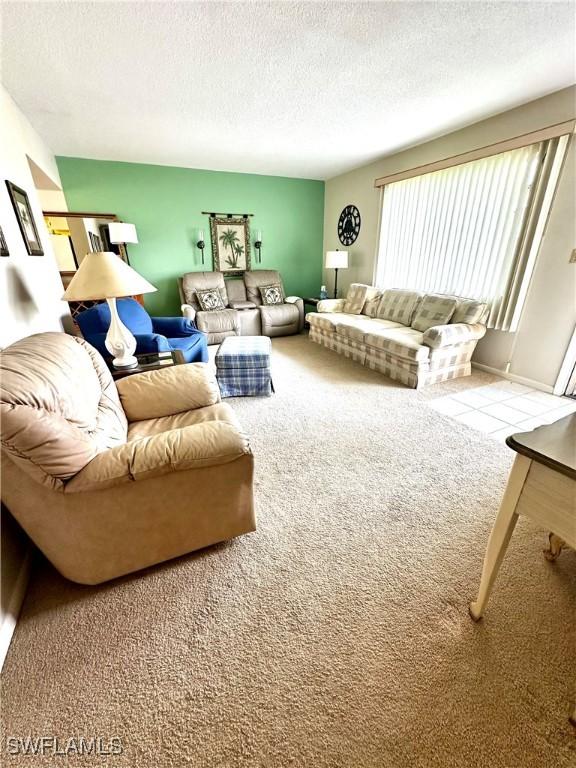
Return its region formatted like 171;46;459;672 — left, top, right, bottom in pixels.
2;335;575;767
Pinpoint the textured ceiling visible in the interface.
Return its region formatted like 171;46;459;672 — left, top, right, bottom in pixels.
2;1;574;180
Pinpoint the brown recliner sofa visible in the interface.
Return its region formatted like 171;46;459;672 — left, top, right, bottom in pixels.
0;332;255;585
179;270;304;344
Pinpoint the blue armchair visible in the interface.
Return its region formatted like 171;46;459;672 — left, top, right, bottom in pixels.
76;298;209;364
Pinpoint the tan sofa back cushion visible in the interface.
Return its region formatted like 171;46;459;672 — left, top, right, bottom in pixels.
182;271;228;310
243;270;284;306
225;278;248;303
0;333;127;489
377;289;423;325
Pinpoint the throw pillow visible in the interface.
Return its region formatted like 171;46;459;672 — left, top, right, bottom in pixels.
259;284;283;306
452;299;489;325
196;288;226;312
343;284;368;315
362;287;384;317
412;294;457;332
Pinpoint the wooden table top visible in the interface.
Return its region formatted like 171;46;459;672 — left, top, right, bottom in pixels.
507;412;576;480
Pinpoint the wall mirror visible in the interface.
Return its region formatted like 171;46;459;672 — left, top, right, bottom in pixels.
43;211;132;318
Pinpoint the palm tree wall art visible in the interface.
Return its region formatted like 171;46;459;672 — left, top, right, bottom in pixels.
210;216;251;274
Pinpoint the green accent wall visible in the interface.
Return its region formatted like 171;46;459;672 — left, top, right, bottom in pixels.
56;157;325;315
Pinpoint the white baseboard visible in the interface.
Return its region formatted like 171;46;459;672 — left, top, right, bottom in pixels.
0;548;31;671
471;362;554;393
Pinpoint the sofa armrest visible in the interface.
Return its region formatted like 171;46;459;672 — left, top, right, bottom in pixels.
65;421;251;493
285;296;304;330
151;316;198;337
423;323;487;349
317;299;346;313
133;333;173;353
181;303;196;322
229;300;256;310
116;363;220;421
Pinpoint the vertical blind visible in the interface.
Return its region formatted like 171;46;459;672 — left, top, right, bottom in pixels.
374;141;549;330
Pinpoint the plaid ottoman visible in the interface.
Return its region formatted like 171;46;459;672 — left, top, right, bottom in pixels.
215;336;273;397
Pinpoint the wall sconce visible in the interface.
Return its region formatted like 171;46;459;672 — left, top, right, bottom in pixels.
196;228;205;264
254;230;262;263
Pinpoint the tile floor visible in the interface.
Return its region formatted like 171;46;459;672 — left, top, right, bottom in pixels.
428;379;576;441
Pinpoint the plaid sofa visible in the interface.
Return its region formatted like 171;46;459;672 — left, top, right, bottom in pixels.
306;284;488;389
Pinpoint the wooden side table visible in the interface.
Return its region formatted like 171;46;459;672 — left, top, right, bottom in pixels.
469;413;576;725
303;297;322;329
303;297;321;313
108;350;185;381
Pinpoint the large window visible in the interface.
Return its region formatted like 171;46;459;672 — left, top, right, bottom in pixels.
374;136;569;331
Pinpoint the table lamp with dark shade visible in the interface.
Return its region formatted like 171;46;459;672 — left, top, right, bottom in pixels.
63;251;156;368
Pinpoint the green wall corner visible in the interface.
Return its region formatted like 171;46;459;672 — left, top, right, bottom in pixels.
56;157;325;316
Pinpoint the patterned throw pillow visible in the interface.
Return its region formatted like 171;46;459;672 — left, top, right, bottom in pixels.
361;287;384;317
411;294;457;332
259;284;283;306
196;288;226;312
452;299;489;325
343;284;368;315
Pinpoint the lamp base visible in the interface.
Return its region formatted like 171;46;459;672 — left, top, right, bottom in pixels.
105;297;138;370
112;355;138;369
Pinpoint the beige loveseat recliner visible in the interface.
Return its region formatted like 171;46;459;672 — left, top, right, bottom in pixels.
0;332;255;584
307;283;489;388
179;270;304;344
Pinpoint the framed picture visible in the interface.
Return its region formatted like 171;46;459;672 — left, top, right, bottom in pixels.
0;226;9;256
5;181;43;255
210;216;251;275
88;231;102;251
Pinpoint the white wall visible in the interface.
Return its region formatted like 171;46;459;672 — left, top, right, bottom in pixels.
0;86;70;348
0;84;71;669
323;86;576;388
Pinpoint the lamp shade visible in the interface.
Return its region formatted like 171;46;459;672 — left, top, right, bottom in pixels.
108;222;138;244
325;250;349;269
62;252;157;301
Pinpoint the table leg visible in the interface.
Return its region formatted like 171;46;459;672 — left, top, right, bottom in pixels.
469;454;531;621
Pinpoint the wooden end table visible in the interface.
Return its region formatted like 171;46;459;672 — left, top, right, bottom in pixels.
108;350;185;381
469;413;576;724
303;297;323;328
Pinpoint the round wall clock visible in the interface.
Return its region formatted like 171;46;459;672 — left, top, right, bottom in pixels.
338;205;361;246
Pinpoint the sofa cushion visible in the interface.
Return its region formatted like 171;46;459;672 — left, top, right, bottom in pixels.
308;312;341;332
377;289;422;325
195;308;240;336
182;271;228;310
128;402;239;441
361;288;385;317
244;269;284;306
364;327;429;362
343;284;368;315
412;294;457;332
452;298;489;325
336;316;403;341
260;302;299;328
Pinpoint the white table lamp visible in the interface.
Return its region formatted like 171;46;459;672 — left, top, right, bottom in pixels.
325;250;349;298
63;251;157;368
108;222;138;244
